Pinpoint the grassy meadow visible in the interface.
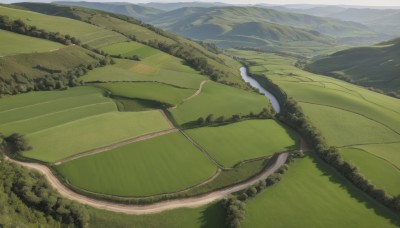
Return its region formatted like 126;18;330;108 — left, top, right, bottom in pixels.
170;81;271;125
0;5;127;48
100;41;161;59
242;153;400;227
56;132;217;196
0;87;171;162
186;120;297;167
0;29;63;56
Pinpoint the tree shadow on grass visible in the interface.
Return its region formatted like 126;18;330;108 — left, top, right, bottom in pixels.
198;202;227;228
310;151;400;226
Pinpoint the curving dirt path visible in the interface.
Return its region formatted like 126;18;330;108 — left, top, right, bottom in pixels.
54;128;178;165
170;80;209;110
5;152;288;215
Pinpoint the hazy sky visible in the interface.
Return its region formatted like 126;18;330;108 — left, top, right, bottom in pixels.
4;0;400;6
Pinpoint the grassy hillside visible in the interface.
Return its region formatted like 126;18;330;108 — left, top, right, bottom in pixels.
13;3;246;88
243;153;400;227
56;132;217;196
306;38;400;95
233;49;400;197
55;1;164;21
0;87;171;162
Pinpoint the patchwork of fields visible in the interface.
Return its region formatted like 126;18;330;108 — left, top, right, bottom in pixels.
233;49;400;196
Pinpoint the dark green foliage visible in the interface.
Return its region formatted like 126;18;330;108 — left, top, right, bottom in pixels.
0;145;89;227
5;133;31;154
223;196;246;228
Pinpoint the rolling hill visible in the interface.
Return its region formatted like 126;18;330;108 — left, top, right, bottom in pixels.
54;1;165;21
306;38;400;95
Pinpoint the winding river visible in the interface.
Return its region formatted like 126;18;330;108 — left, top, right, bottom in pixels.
240;67;281;113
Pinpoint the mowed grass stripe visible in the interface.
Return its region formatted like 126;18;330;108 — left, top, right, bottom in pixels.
24;111;171;162
56;132;217;196
242;153;400;228
186;120;297;167
340;147;400;196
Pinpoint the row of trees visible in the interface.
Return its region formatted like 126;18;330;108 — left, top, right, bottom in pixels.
254;75;400;214
0;134;89;227
0;16;81;46
0;54;115;95
196;108;274;126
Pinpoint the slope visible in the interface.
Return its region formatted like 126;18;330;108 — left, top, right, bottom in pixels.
306;38;400;95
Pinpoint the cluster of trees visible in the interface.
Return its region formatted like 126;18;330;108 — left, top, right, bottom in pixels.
0;16;81;46
110;54;141;61
4;133;31;154
196;108;273;126
223;196;246;228
0;134;89;227
254;75;400;214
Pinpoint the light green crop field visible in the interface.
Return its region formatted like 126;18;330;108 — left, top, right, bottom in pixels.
56;132;217;196
354;143;400;169
170;81;271;125
231;49;400;209
243;153;400;228
100;41;161;58
0;87;171;162
97;82;195;106
89;202;225;228
0;29;63;56
301;103;400;147
82;58;205;89
0;6;127;47
186;120;297;167
340;147;400;196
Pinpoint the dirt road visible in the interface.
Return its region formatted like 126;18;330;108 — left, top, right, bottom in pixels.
5;152;288;215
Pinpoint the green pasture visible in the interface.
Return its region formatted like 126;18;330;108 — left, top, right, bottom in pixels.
186;120;297;167
0;29;63;56
354;143;400;169
97;82;195;106
25;110;170;162
0;86;171;162
0;45;99;80
300;103;400;147
0;5;127;47
89;202;225;228
243;153;400;228
170;81;271;125
100;41;161;59
56;132;217;196
82;58;204;89
340;147;400;196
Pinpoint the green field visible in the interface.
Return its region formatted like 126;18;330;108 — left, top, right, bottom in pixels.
56;132;217;196
170;81;271;125
82;58;205;89
243;153;400;227
0;29;63;56
89;202;225;228
101;41;161;58
186;120;297;167
0;87;171;162
97;82;195;106
340;147;400;196
232;49;400;208
0;5;127;47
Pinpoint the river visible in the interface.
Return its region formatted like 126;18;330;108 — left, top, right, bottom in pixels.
240;67;281;113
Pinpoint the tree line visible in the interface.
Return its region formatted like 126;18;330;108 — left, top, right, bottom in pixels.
251;73;400;215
